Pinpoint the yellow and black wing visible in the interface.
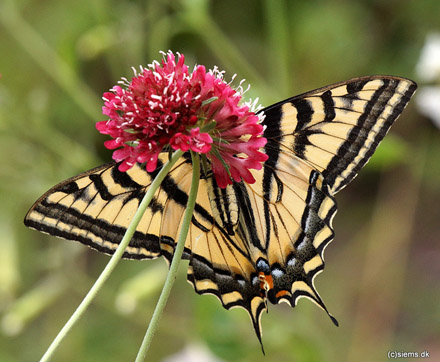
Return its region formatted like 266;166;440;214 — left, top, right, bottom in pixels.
24;153;334;346
24;155;269;342
25;157;190;260
189;75;417;342
24;75;416;347
230;75;417;340
262;75;417;194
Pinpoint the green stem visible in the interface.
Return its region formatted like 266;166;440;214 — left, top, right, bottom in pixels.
135;151;200;361
40;150;184;362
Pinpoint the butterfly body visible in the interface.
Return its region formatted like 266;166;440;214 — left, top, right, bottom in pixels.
25;75;416;343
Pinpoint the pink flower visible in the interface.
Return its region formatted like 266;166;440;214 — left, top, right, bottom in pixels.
96;51;268;187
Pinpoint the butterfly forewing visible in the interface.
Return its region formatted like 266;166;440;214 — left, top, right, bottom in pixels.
262;76;417;194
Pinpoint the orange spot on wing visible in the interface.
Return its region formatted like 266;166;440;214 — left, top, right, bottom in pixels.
275;290;289;298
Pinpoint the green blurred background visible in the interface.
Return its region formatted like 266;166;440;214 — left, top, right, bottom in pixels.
1;0;439;361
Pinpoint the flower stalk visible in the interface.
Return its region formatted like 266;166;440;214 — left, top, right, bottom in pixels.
135;151;201;361
39;149;184;362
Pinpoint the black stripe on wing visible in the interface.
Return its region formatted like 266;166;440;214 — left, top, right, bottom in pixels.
24;162;161;259
260;76;417;195
24;159;215;260
322;77;417;192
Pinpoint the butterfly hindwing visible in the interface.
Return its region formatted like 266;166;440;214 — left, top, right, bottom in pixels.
238;151;339;330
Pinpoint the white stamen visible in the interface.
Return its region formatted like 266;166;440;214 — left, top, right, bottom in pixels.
229;73;237;84
150;60;160;69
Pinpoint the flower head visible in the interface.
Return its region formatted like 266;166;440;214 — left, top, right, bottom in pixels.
96;51;268;187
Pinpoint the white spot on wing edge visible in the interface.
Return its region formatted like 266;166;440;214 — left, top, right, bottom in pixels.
271;268;284;278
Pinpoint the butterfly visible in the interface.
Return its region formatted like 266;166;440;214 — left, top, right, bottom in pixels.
25;75;416;347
